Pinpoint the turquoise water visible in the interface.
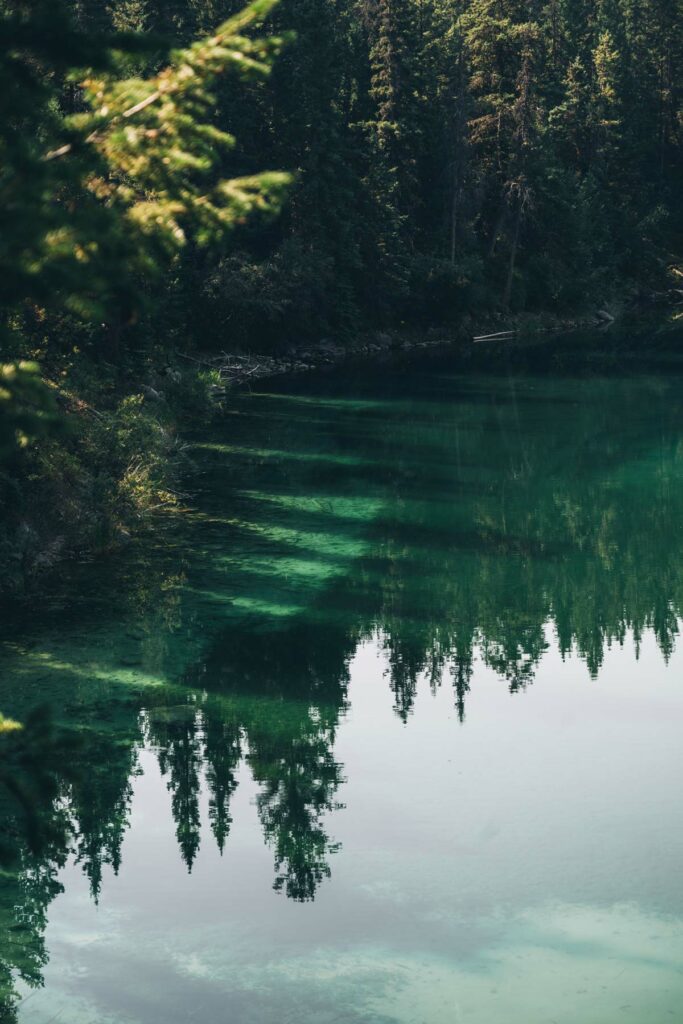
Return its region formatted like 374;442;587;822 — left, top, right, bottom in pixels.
2;345;683;1022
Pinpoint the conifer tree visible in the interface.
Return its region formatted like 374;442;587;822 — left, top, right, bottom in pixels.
0;0;289;450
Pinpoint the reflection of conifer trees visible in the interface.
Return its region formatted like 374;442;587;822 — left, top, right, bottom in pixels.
250;722;343;901
451;636;474;722
185;620;353;899
202;707;242;854
68;728;139;899
117;615;355;900
0;711;79;1015
382;628;424;722
481;623;548;692
152;708;203;870
360;375;683;711
0;839;67;1020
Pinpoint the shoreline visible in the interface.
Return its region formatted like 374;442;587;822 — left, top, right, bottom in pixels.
189;309;613;391
6;303;678;596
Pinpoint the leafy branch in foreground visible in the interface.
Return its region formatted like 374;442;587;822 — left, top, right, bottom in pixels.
0;363;61;458
0;0;291;448
53;0;292;256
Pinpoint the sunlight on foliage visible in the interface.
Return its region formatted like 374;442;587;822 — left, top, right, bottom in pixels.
0;363;61;457
0;0;291;341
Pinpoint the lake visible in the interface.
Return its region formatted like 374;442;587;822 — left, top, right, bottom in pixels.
2;336;683;1023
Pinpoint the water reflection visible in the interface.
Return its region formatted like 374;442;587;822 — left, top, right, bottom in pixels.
1;356;683;1018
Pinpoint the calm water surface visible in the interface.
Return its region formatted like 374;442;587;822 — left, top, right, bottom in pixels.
2;342;683;1023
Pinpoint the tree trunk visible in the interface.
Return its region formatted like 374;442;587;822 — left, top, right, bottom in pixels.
503;199;522;308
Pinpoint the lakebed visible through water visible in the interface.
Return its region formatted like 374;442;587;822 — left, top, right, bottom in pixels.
1;332;683;1023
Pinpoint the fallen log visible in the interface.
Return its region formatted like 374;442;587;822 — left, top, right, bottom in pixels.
472;330;517;342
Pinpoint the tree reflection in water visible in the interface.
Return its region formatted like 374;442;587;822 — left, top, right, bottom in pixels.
2;358;683;1015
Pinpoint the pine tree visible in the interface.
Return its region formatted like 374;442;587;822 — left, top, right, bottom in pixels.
0;0;290;450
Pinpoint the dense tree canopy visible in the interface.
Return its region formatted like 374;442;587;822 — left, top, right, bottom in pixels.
191;0;681;341
1;0;679;393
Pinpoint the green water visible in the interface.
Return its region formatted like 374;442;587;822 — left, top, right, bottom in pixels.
2;343;683;1023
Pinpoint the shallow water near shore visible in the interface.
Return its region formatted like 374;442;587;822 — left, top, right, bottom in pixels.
2;335;683;1023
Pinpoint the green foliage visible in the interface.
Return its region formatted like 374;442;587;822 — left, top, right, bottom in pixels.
74;0;291;250
0;363;61;458
0;0;291;586
0;0;291;341
0;370;206;591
